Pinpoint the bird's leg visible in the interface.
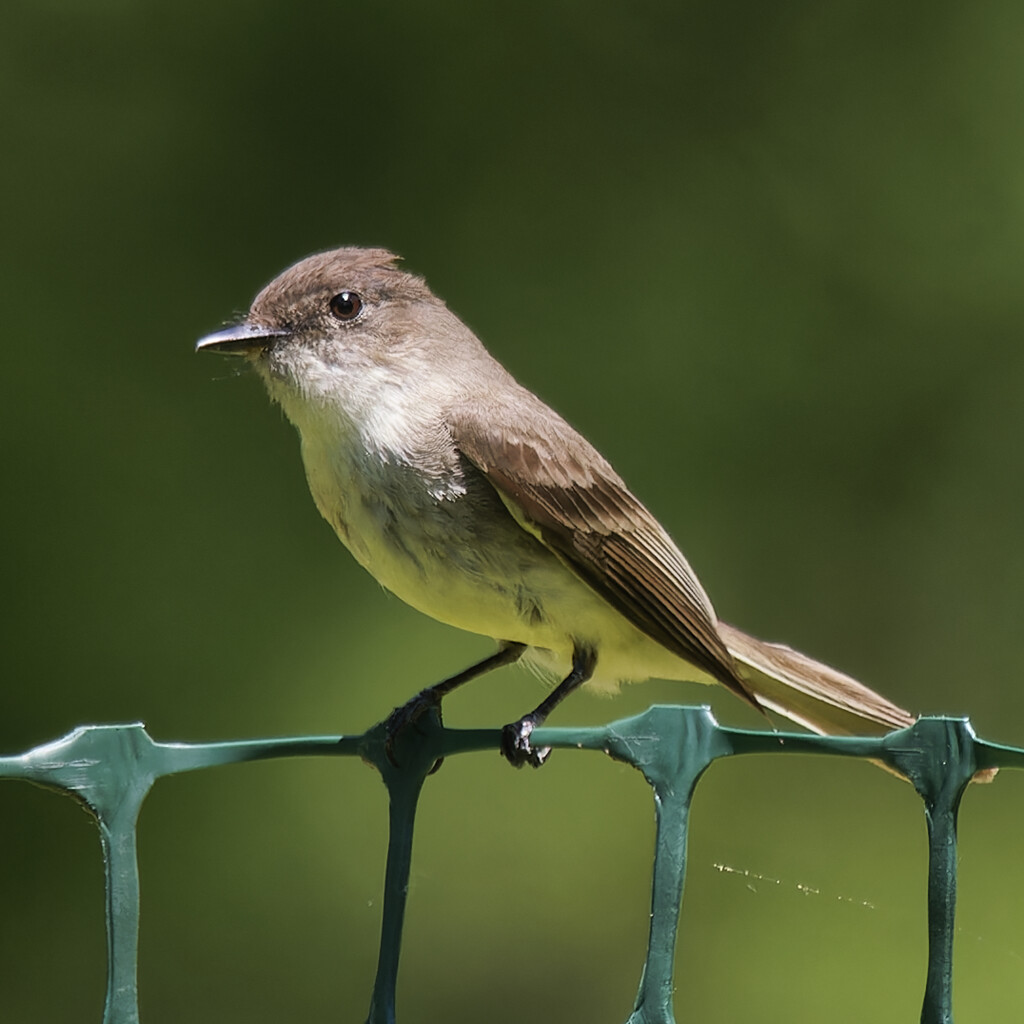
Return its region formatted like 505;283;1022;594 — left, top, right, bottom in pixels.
502;645;596;768
384;641;527;766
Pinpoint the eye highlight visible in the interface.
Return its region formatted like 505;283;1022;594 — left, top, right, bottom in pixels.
329;291;363;321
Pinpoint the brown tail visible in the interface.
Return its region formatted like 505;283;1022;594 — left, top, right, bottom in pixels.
717;621;916;736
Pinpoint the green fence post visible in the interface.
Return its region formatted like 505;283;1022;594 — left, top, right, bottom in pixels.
359;711;447;1024
614;707;733;1024
537;705;733;1024
0;725;160;1024
884;718;979;1024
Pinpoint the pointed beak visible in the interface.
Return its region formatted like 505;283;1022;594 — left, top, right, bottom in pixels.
195;322;290;355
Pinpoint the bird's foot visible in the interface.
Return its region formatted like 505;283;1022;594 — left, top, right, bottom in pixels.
383;689;445;773
501;715;551;768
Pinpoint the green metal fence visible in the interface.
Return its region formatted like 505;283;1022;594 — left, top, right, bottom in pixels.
2;707;1020;1024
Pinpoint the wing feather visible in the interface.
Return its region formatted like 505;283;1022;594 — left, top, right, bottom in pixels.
448;399;759;707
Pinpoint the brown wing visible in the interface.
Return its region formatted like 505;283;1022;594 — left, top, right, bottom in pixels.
447;398;759;709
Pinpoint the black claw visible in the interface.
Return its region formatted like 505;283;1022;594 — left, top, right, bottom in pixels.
501;716;551;768
383;690;443;769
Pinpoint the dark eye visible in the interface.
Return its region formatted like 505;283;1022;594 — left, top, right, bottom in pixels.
329;291;363;321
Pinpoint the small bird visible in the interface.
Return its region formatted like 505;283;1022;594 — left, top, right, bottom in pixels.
197;247;915;766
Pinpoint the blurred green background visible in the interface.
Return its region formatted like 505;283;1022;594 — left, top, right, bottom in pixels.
3;0;1024;1021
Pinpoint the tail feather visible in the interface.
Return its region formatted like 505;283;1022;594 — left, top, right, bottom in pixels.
717;621;916;736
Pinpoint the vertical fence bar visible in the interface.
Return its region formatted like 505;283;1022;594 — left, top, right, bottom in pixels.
570;706;733;1024
919;788;963;1024
359;714;447;1024
0;726;160;1024
884;718;979;1024
98;808;144;1024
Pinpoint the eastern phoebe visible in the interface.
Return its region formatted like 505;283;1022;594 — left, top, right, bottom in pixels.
197;247;914;766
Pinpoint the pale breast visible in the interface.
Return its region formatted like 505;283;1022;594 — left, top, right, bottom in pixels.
299;425;561;640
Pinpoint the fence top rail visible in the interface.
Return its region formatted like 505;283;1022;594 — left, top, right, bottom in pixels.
2;707;1017;1024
